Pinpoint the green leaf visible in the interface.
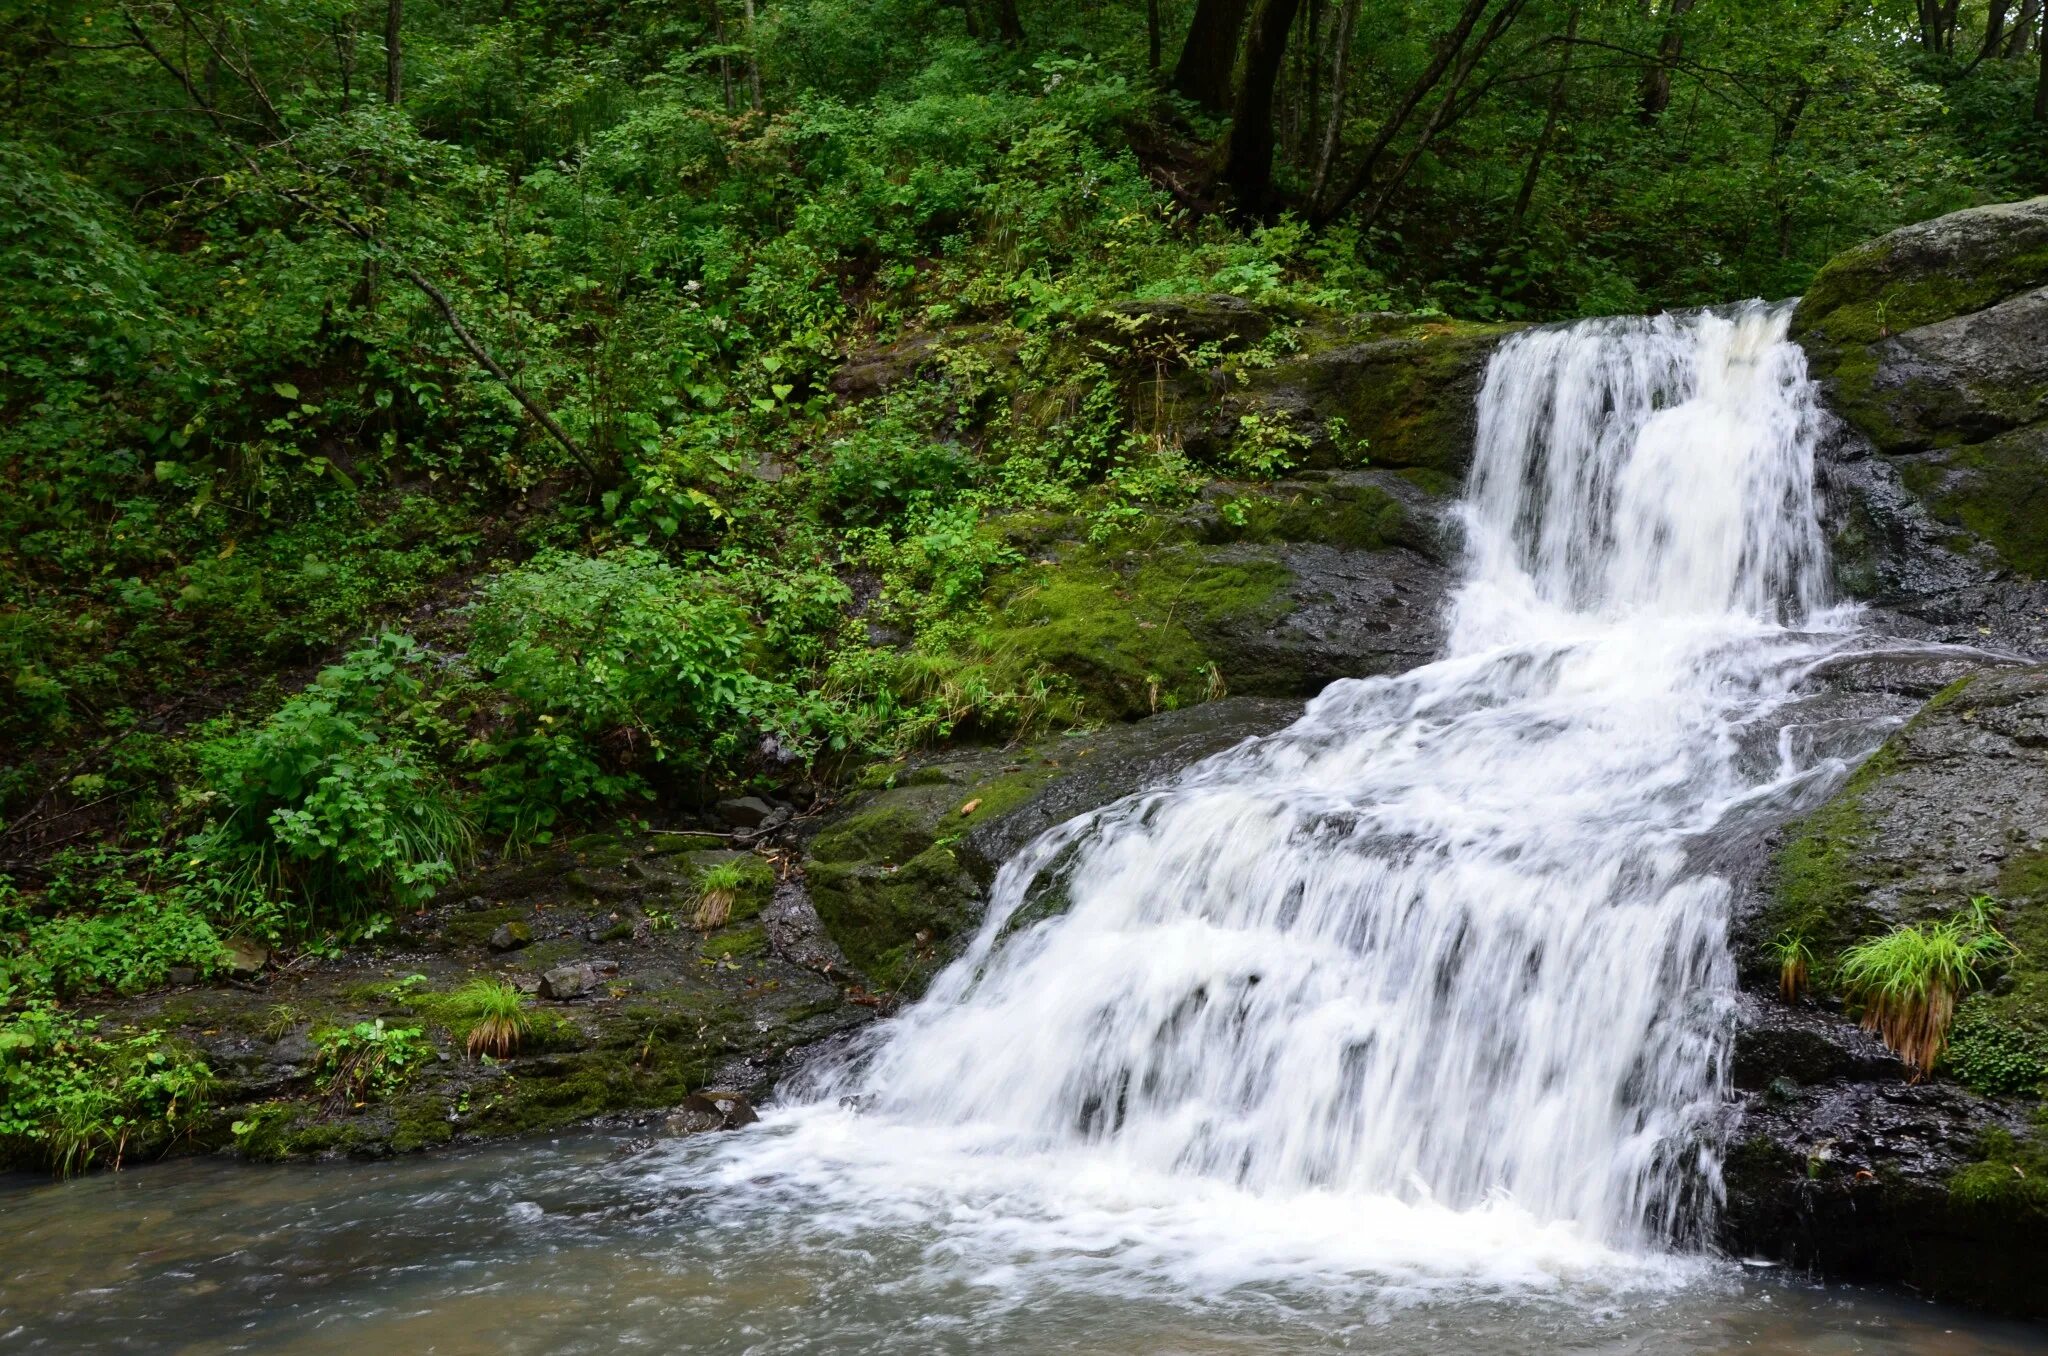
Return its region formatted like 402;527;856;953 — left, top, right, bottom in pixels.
272;382;300;400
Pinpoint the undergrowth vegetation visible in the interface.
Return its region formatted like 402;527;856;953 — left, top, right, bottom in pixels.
3;0;2046;1169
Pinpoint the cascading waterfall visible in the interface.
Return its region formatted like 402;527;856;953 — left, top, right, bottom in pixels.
711;301;1853;1292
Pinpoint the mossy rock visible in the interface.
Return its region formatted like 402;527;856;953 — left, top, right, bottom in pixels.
1793;196;2048;349
977;545;1292;722
1755;667;2048;1097
1794;197;2048;583
1895;423;2048;578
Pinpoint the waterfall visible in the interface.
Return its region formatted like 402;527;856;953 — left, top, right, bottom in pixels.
708;302;1851;1293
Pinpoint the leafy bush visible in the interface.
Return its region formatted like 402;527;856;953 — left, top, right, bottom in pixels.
1946;999;2048;1096
815;401;973;528
195;633;472;939
469;548;788;828
0;1001;211;1175
0;860;222;1000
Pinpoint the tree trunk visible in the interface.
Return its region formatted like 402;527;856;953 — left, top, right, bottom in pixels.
1313;0;1495;224
2037;16;2047;119
743;0;762;109
1639;0;1695;123
989;0;1024;44
1308;0;1361;208
1147;0;1163;69
2007;0;2039;56
383;0;401;104
1174;0;1253;113
1511;1;1578;230
1357;0;1528;229
1983;0;2013;58
1223;0;1303;215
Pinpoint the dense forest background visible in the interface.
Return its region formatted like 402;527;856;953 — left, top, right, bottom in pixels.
0;0;2044;1164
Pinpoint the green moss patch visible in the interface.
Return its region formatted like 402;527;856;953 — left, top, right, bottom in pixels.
978;546;1291;721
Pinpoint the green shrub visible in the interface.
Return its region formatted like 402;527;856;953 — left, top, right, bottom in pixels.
0;1001;212;1175
1945;999;2048;1096
0;861;222;1000
815;401;972;528
314;1019;430;1109
469;548;788;827
195;633;472;940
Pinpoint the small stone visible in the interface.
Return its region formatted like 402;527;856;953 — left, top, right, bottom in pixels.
224;937;269;977
166;966;198;986
662;1091;759;1135
488;921;533;952
716;795;775;829
539;961;600;1001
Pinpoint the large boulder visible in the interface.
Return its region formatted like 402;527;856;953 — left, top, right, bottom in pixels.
1794;197;2048;630
1724;663;2048;1314
798;696;1304;996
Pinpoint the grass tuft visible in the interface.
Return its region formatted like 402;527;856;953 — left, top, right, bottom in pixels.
447;979;531;1060
692;862;751;932
1838;896;2016;1078
1767;932;1815;1002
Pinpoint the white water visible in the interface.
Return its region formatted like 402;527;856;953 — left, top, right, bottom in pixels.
710;302;1858;1301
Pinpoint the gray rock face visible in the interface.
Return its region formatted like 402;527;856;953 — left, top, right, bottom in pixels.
1723;663;2048;1314
1866;288;2048;452
1797;195;2048;605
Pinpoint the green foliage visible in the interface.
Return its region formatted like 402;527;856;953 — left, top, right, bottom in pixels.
1837;897;2017;1076
0;1001;211;1176
314;1019;430;1108
0;857;222;1000
195;634;472;939
1946;999;2048;1096
1951;1118;2048;1220
468;548;790;828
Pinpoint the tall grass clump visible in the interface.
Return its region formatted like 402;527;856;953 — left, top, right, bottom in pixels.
1768;932;1815;1002
693;862;751;931
1838;897;2017;1078
446;979;530;1059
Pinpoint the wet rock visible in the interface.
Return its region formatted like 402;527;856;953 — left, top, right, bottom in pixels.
716;796;776;830
539;962;601;1001
761;874;850;976
1725;660;2048;1312
224;937;268;977
734;805;793;846
662;1091;760;1135
488;921;533;952
800;697;1303;996
1796;195;2048;596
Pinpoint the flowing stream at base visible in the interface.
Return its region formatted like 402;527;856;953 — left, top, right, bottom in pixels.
11;305;2048;1354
